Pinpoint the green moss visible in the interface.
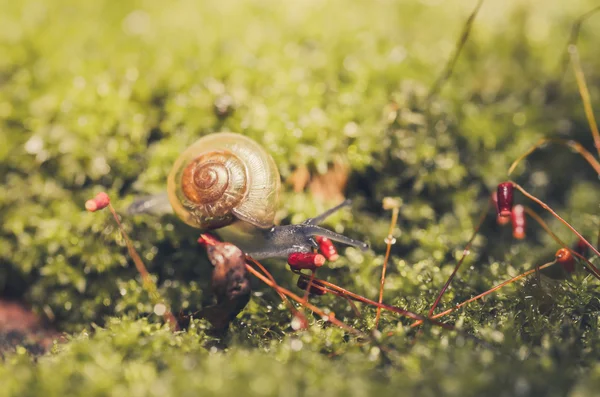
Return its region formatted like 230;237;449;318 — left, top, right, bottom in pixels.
1;0;600;395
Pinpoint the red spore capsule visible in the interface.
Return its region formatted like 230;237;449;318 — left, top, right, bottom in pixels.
555;248;575;273
297;276;327;296
496;182;514;218
492;192;510;225
497;215;510;226
316;236;339;261
511;204;526;239
85;192;110;212
287;252;326;271
574;238;588;257
197;233;220;247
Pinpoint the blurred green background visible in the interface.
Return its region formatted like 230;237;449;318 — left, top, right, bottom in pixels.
1;0;600;395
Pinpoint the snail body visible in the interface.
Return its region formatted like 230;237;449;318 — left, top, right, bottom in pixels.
131;132;368;259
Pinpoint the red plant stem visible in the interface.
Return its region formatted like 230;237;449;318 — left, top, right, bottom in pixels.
523;207;598;273
523;206;557;282
246;256;295;311
245;264;365;337
106;203;179;331
424;207;594;327
302;270;317;302
412;260;557;327
511;182;600;280
295;272;362;317
522;207;567;247
307;278;454;330
428;197;492;316
416;201;579;328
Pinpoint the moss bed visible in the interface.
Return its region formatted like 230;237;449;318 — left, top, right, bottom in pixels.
2;0;600;395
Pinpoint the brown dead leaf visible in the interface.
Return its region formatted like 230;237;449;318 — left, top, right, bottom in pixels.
309;161;349;203
288;165;311;193
287;161;350;203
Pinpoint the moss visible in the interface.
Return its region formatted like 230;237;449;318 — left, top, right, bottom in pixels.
1;0;600;395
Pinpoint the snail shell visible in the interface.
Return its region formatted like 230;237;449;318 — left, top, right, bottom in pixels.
167;133;281;230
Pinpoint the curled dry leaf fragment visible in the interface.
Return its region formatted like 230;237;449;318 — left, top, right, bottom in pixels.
201;242;252;331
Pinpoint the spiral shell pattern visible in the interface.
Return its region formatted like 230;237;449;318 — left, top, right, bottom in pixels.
167;133;280;230
179;150;247;227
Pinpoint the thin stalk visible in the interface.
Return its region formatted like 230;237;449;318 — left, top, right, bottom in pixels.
106;203;179;331
293;270;362;317
303;270;316;302
523;206;569;247
414;204;596;328
412;260;557;327
246;256;296;314
375;206;400;329
508;138;600;176
308;278;454;330
428;197;492;316
512;182;600;280
525;207;599;277
569;45;600;157
245;264;365;337
569;44;600;251
557;6;600;80
523;206;565;285
427;0;485;101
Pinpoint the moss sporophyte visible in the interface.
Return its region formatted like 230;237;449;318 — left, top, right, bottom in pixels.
87;46;600;336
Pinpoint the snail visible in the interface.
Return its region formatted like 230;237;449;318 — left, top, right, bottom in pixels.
129;132;368;260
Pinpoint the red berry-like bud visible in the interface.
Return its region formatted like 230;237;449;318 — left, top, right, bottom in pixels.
496;182;514;218
574;238;588;257
288;252;326;271
555;248;575;273
316;236;339;261
492;192;510;226
297;276;327;295
497;215;511;226
197;233;220;247
85;192;110;212
492;192;510;225
511;204;526;239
